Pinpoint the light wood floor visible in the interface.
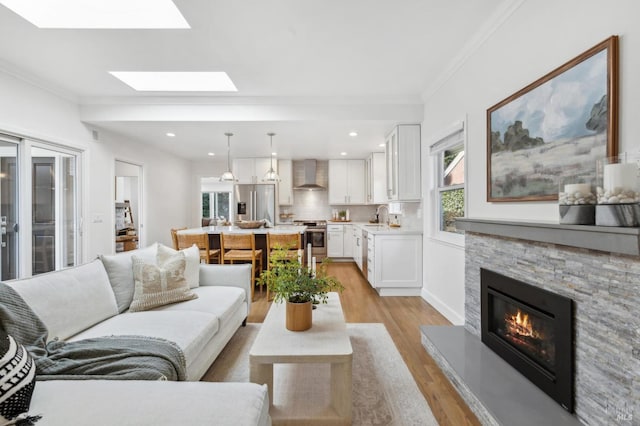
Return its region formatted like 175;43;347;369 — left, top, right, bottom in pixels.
249;261;480;426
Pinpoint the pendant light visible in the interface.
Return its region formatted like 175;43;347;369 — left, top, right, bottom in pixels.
220;132;236;181
262;132;281;182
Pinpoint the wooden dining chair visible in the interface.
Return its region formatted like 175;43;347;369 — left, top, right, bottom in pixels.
220;233;262;300
266;233;302;300
177;232;220;264
170;227;187;250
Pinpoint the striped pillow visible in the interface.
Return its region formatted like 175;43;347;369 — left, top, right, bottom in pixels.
0;329;37;423
129;251;198;312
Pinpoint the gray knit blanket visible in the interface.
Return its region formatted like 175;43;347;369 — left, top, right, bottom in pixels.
0;282;186;381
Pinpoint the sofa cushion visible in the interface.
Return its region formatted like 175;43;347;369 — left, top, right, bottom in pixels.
6;259;118;341
157;243;200;289
155;286;245;328
100;243;157;313
29;380;270;426
0;330;37;423
67;310;219;375
129;251;197;312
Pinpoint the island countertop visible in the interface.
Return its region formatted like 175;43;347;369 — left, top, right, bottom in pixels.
178;225;306;235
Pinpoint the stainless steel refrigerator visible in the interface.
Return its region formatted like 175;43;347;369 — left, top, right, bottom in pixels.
234;184;276;223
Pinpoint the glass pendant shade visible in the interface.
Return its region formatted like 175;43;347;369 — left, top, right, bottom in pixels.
262;132;281;182
220;132;236;181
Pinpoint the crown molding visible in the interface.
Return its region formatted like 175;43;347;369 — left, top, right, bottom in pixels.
421;0;526;102
0;59;79;104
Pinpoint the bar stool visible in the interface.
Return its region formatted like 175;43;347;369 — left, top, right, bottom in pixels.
266;233;302;301
170;227;186;250
220;233;262;300
177;232;220;264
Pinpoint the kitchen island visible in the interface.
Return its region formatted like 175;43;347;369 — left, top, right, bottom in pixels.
178;225;307;270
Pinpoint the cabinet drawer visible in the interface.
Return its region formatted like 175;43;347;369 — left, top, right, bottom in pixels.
327;224;343;231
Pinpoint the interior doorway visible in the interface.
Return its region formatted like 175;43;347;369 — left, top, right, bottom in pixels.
115;160;143;252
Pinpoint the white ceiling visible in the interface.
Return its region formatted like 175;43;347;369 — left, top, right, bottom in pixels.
0;0;508;160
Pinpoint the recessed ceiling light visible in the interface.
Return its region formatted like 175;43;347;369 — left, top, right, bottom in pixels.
109;72;237;92
208;152;215;156
340;152;347;156
349;132;358;137
0;0;190;29
166;132;175;137
272;152;277;156
379;143;385;147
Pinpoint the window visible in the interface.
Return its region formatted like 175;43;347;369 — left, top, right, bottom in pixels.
200;178;232;222
202;191;230;220
0;133;82;278
430;122;466;242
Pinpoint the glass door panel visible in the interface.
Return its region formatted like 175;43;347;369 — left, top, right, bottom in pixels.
0;142;18;280
31;147;78;275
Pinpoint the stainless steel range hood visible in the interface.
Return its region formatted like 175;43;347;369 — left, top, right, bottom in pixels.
294;159;326;191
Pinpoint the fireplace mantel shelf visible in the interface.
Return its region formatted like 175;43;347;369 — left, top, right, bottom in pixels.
456;218;640;256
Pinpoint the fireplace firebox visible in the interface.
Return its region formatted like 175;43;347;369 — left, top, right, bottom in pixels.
481;268;573;412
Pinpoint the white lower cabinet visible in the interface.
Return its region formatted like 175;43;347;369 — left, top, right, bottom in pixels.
367;233;422;296
343;225;353;258
353;227;363;271
327;224;344;258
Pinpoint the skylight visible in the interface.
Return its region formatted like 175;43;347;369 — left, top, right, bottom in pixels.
0;0;190;29
109;72;238;92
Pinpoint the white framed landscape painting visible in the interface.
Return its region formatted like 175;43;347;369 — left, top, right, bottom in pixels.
487;36;619;202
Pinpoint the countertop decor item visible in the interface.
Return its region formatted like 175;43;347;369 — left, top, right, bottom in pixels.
235;220;265;229
257;247;344;331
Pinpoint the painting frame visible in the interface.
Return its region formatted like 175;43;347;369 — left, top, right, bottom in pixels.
487;36;619;202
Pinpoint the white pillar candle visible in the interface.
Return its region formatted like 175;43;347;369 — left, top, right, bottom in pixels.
563;183;591;195
603;163;637;192
311;257;317;278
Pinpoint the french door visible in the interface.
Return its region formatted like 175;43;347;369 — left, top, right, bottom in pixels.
0;133;82;279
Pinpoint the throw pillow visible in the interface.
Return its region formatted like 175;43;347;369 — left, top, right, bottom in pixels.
0;329;40;425
129;251;198;312
157;244;200;289
100;243;158;313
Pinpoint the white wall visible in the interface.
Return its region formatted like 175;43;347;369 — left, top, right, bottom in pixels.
421;0;640;324
0;71;192;262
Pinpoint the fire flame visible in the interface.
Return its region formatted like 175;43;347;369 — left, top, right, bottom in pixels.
506;309;540;339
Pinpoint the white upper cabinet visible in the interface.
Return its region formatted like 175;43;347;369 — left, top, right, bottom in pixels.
385;124;421;201
277;159;293;205
366;152;387;204
329;159;365;205
233;158;274;184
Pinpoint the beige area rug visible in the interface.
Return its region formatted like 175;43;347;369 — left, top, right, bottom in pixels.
203;323;439;426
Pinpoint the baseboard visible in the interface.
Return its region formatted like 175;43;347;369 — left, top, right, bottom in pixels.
421;288;464;325
377;287;422;296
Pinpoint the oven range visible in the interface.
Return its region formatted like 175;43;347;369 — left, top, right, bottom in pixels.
293;220;327;260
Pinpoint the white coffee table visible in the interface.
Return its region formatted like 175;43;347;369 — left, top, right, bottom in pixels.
249;292;352;425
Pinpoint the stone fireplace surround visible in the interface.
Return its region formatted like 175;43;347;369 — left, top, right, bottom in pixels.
422;219;639;425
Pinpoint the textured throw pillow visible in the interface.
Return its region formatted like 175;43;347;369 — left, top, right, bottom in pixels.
100;243;158;313
0;329;39;424
129;251;197;312
157;243;200;289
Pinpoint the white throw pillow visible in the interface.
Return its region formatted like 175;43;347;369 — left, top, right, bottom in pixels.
100;243;158;313
129;251;197;312
157;244;200;289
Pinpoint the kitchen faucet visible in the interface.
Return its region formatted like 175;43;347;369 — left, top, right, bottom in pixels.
375;204;389;224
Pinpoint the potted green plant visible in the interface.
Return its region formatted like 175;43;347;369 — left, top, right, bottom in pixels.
258;246;344;331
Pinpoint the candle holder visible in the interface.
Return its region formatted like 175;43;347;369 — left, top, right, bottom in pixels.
558;173;595;225
595;153;640;227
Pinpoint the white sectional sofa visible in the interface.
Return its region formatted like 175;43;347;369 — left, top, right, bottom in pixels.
6;244;270;426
